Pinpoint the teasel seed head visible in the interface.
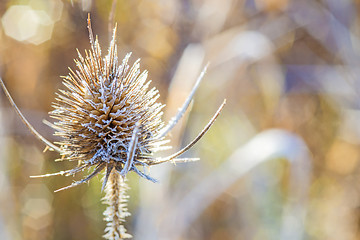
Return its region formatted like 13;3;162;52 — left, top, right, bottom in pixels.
49;20;168;190
0;14;226;240
0;16;226;191
0;15;225;191
23;16;225;192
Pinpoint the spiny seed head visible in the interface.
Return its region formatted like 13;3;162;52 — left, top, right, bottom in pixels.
0;15;225;240
55;54;164;164
47;21;171;190
54;53;165;160
20;18;225;192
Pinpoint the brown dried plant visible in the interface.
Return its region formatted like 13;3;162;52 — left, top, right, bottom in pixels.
0;15;225;239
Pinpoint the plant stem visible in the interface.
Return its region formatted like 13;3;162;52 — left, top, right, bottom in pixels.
103;171;132;239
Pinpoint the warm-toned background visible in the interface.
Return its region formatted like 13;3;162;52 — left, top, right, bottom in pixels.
0;0;359;239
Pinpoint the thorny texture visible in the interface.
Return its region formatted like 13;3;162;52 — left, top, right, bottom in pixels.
103;173;132;239
50;25;168;191
0;16;225;240
29;18;226;193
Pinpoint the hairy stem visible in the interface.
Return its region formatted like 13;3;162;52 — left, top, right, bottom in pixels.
103;172;132;239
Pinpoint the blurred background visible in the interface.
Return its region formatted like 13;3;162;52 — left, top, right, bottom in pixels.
0;0;359;239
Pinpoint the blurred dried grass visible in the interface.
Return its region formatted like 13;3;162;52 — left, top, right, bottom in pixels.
0;0;360;239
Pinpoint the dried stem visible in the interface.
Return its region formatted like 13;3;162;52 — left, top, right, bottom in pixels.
103;171;132;240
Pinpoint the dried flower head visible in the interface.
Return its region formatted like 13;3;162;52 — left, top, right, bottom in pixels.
0;15;225;239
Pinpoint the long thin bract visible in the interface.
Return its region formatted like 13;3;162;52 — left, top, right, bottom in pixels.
54;162;106;192
155;65;209;139
121;122;140;176
0;78;61;152
155;99;226;164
